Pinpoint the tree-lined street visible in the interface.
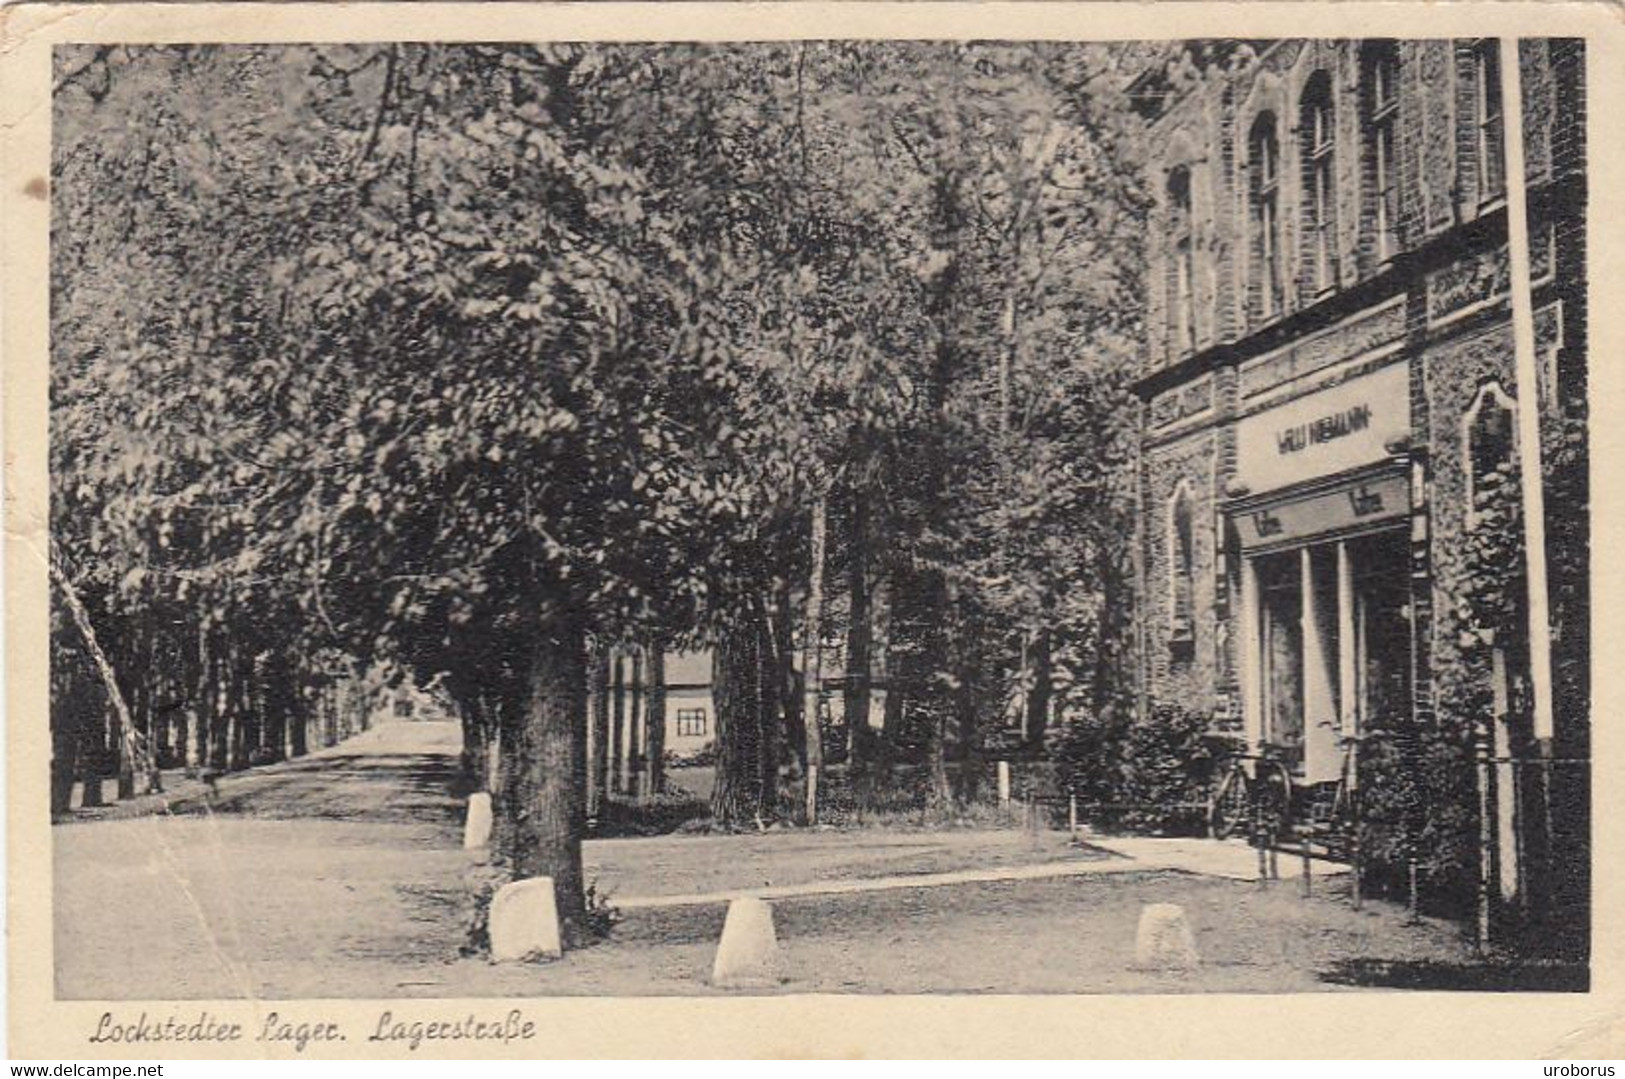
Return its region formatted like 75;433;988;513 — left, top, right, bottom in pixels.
52;41;1152;938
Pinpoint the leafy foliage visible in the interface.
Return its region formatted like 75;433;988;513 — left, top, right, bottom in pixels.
1047;704;1209;834
50;42;1152;893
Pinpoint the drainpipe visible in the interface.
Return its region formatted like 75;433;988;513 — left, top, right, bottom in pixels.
1133;401;1151;727
1499;37;1555;746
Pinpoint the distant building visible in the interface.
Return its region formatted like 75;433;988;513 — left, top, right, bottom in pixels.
638;644;887;765
1130;39;1586;946
661;650;716;758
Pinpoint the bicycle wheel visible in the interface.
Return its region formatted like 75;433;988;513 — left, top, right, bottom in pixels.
1209;760;1250;840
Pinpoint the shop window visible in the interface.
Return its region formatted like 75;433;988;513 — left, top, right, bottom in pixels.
1362;42;1401;262
1167;166;1197;356
1472;40;1506;203
1466;383;1517;525
1349;531;1414;731
676;708;708;737
1249;112;1283;320
1300;72;1338;294
1169;484;1196;647
1257;551;1305;766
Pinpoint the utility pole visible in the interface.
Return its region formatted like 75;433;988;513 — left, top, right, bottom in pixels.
1499;36;1555;745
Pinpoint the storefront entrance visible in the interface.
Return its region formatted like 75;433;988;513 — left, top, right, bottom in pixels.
1247;531;1410;779
1229;359;1416;780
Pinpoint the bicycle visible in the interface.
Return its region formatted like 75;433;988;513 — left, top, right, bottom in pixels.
1207;746;1294;842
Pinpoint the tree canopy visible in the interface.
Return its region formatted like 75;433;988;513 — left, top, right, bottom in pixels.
51;40;1151;935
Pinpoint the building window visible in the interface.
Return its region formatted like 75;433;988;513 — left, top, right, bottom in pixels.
1168;166;1197;356
676;708;708;737
1170;484;1195;645
1362;42;1401;262
1301;73;1338;295
1473;40;1506;203
1250;113;1283;319
1466;383;1517;525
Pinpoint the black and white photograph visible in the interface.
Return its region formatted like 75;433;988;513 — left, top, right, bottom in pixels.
4;2;1614;1057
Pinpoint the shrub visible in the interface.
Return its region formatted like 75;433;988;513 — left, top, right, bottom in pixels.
1357;719;1480;917
1045;702;1129;808
665;740;717;768
1047;702;1210;835
1120;705;1211;833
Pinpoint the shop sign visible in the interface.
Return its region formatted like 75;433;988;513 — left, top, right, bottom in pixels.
1235;472;1408;550
1236;362;1410;493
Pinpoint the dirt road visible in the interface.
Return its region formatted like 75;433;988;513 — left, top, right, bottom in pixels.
54;719;1488;999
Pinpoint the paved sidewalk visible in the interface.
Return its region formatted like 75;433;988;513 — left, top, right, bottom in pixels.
614;854;1145;908
613;833;1350;908
1087;834;1352;882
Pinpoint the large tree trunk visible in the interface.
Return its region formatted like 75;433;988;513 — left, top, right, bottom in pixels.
50;693;77;817
629;648;645;800
78;718;105;808
955;622;983;804
262;652;290;765
589;646;611;815
801;497;828;823
646;644;666;796
711;621;761;826
769;580;798;773
880;564;906;757
922;582;956;812
497;607;589;939
456;685;486;791
758;597;786;819
924;702;952;812
288;675;309;760
1026;627;1052;752
609;652;626;796
229;644;252;771
844;491;873;765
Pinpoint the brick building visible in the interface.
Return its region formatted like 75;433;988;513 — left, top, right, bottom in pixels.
1130;39;1587;946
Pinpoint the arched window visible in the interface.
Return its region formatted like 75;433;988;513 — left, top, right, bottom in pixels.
1465;383;1517;527
1167;166;1197;355
1300;72;1337;294
1470;40;1506;203
1249;112;1282;319
1361;42;1401;262
1170;484;1196;644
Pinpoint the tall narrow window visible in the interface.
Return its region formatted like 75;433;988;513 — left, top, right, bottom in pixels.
1301;74;1337;294
1473;40;1506;202
1250;113;1282;319
1168;167;1196;355
1170;486;1195;646
1363;42;1401;262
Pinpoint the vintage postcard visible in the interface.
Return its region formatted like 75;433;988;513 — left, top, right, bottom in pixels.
3;0;1623;1060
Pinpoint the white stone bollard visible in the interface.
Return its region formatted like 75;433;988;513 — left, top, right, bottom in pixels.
463;792;493;850
488;877;563;962
997;760;1012;806
1131;902;1200;971
710;896;782;988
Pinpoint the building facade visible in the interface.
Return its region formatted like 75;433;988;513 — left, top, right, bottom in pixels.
1131;39;1587;945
